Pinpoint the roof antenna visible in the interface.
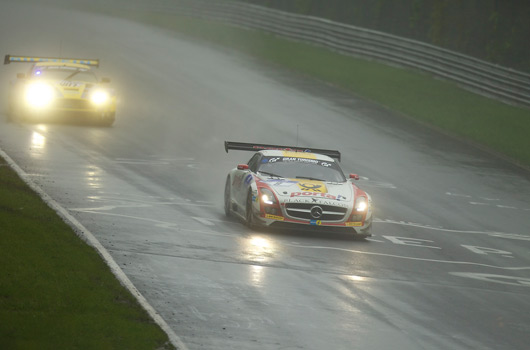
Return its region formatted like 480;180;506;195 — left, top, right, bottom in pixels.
296;124;300;147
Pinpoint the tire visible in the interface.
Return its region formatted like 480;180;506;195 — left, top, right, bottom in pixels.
354;220;372;241
98;112;115;127
245;191;256;228
8;102;23;123
224;176;232;217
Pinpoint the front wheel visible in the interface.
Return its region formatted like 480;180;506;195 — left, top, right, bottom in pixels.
245;191;257;228
353;220;372;240
224;176;232;217
97;112;115;127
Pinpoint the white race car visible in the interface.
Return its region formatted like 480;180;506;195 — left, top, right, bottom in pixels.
224;141;373;238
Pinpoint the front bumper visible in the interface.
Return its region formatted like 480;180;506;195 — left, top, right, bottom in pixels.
256;211;373;236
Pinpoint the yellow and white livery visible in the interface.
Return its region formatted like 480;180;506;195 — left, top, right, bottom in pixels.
5;55;116;126
224;141;373;239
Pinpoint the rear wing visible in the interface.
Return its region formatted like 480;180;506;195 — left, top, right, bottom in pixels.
225;141;341;161
4;55;99;67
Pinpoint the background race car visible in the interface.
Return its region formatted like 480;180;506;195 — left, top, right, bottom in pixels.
4;55;116;126
224;141;373;239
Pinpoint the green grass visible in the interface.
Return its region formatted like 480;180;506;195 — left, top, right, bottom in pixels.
0;158;174;350
98;9;530;168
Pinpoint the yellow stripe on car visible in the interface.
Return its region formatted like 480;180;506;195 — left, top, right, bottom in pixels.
282;151;317;159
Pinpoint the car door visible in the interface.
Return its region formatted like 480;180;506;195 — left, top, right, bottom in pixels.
232;153;261;211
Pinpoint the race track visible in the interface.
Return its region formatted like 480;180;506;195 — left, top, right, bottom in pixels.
1;1;529;349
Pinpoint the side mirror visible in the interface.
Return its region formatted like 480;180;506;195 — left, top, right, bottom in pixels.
16;73;26;79
349;173;360;181
101;77;111;83
237;164;249;170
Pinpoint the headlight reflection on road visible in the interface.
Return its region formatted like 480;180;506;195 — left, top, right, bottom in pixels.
250;265;265;286
31;130;46;151
245;236;275;286
247;236;274;263
85;165;103;190
346;275;366;282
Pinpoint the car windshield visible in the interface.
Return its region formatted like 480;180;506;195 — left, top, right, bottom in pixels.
32;67;99;83
257;156;346;182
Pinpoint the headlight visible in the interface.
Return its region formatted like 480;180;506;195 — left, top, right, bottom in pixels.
260;188;277;205
90;90;110;105
25;82;54;108
354;196;368;212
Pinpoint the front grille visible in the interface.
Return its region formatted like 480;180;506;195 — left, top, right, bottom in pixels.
56;98;92;110
285;203;347;221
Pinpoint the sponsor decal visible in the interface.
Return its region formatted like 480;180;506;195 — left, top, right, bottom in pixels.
287;198;348;207
290;192;347;201
310;220;322;226
346;222;362;227
297;181;327;193
282;157;319;164
244;174;253;185
265;214;284;221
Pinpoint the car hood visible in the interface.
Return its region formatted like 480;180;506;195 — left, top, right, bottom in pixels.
258;177;353;206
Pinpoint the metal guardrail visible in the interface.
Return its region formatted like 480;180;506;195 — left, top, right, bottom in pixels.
96;0;530;108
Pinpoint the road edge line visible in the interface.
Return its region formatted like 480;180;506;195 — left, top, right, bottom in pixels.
0;148;188;350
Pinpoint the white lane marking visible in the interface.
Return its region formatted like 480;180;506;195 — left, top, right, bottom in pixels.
193;217;215;226
446;192;472;198
70;201;213;212
365;238;384;243
71;211;530;271
0;148;188;350
383;236;441;249
281;243;530;271
114;158;171;165
496;204;518;209
375;218;528;239
461;245;513;257
487;233;530;241
450;273;530;287
447;191;526;210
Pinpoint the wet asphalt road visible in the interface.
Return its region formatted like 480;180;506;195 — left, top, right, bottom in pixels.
1;1;529;349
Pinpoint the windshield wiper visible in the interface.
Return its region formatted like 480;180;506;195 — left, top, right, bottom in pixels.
258;171;283;178
296;176;325;181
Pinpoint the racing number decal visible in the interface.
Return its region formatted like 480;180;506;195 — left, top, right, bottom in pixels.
298;182;327;193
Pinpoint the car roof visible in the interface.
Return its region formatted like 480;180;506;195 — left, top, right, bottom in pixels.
34;62;91;70
259;150;335;162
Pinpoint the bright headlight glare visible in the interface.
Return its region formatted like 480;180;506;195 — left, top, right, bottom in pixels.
25;82;54;108
91;90;110;105
260;189;276;205
355;197;368;212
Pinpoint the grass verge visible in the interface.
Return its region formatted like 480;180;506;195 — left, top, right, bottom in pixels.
0;157;173;349
99;9;530;168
